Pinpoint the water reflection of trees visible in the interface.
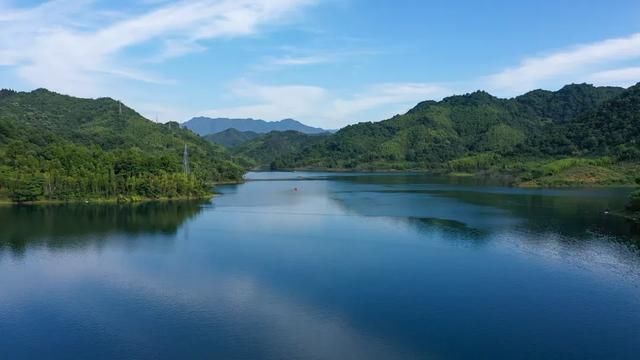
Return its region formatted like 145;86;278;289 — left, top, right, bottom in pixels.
328;180;640;254
405;217;490;245
425;189;640;241
0;201;205;255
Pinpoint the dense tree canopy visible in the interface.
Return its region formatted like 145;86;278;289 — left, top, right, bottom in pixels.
0;89;244;202
204;128;260;148
231;130;330;170
567;84;640;159
3;82;639;201
233;83;640;186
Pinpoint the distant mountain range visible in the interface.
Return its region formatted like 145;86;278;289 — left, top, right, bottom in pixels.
183;117;328;136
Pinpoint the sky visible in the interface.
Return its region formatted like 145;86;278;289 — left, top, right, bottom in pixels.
1;0;640;129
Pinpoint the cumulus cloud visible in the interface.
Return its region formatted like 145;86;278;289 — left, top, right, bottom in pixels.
486;32;640;94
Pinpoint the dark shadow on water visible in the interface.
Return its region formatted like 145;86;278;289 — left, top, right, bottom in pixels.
0;201;205;256
423;189;640;241
409;217;488;238
325;175;640;256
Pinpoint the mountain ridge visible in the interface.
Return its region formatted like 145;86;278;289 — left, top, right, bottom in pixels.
239;82;639;186
204;128;261;148
231;130;331;169
183;116;328;135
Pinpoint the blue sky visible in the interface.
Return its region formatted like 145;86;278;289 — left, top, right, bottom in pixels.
1;0;640;129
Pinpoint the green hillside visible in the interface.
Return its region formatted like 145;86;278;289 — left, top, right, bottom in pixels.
263;83;639;186
232;130;330;169
204;128;260;148
567;84;640;157
514;84;624;123
0;89;244;202
2;83;637;201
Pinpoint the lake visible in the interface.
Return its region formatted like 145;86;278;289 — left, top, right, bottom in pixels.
1;172;639;359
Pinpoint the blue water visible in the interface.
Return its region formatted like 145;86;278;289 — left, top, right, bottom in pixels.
1;172;639;359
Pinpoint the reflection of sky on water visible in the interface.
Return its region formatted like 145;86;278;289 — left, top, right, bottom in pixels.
0;248;420;360
1;172;639;359
223;173;640;279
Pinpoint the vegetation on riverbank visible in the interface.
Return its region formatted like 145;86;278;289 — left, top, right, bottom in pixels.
0;89;244;203
4;82;640;205
233;83;640;187
462;157;638;187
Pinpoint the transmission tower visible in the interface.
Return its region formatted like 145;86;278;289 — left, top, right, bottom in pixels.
183;144;190;175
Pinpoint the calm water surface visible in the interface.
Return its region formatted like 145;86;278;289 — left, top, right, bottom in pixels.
1;172;639;359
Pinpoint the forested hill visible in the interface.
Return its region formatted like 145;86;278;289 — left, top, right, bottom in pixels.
204;128;260;148
0;89;244;202
567;84;640;155
268;83;640;186
231;131;330;169
513;83;624;123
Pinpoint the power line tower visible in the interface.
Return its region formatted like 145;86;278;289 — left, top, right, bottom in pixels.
117;101;124;127
183;144;190;175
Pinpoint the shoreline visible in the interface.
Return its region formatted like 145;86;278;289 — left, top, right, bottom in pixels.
0;195;215;206
254;168;638;188
1;170;635;205
0;178;250;206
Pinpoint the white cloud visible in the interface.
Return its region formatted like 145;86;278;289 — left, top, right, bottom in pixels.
587;67;640;87
201;80;450;128
486;32;640;94
202;32;640;129
270;55;334;66
0;0;315;96
147;40;207;63
260;48;381;69
331;83;448;120
3;2;640;128
201;80;329;121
